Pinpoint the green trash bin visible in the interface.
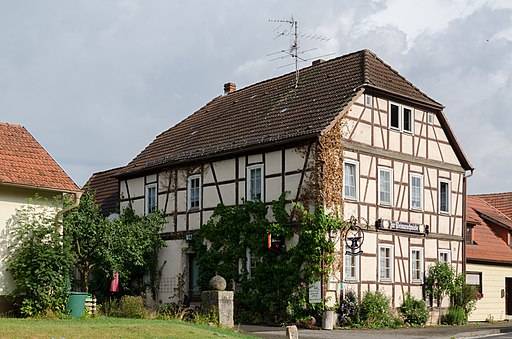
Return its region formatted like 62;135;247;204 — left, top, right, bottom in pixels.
66;292;87;318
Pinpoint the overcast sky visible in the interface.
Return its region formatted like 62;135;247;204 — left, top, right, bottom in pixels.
0;0;510;194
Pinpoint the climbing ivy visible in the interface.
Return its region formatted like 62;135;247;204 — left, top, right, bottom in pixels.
193;193;348;324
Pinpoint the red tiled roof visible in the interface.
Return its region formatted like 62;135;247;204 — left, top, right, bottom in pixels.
0;122;79;192
466;196;512;264
83;167;122;216
476;192;512;220
119;49;472;177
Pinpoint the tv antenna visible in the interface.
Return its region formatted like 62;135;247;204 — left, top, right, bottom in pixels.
268;16;333;88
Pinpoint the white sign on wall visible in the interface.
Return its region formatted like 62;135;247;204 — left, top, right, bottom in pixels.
308;280;322;303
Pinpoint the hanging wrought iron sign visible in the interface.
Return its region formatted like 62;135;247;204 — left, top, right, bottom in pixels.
344;216;364;256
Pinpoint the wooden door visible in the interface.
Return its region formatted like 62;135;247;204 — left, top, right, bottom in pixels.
505;278;512;315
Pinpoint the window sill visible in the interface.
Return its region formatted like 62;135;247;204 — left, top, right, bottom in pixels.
344;196;358;202
379;203;393;208
188;207;200;213
410;207;423;212
379;279;393;284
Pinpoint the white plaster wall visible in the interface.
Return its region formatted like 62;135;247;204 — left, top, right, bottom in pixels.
467;263;512;322
0;186;60;296
157;240;186;304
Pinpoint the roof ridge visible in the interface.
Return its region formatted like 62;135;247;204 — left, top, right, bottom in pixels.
471;196;512;223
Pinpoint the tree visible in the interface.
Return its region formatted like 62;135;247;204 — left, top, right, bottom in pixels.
63;191;108;292
425;261;454;324
64;192;167;298
7;196;74;317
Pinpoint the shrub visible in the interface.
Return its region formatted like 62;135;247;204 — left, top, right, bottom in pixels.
338;291;360;326
443;306;467;325
7;197;74;317
359;291;399;328
399;293;429;326
108;295;147;318
451;274;479;318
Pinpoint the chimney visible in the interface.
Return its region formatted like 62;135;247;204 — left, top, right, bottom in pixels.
224;82;236;95
312;59;325;66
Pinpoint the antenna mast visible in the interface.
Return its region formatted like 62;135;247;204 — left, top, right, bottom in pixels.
268;16;333;88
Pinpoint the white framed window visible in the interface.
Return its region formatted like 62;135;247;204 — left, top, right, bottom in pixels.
365;94;373;107
438;249;451;263
403;107;413;133
389;102;414;134
246;247;261;279
247;164;264;201
379;245;394;282
378;167;393;206
188;174;201;210
389;103;400;130
343;160;359;201
410;174;423;210
344;251;359;282
410;248;424;283
427;112;434;125
439;180;450;214
145;183;157;215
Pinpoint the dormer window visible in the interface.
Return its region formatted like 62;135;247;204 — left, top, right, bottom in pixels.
466;224;474;244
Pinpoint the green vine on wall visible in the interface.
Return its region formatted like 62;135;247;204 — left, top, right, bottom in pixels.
192;193;348;324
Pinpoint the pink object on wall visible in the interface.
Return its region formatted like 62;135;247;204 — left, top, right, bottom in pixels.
110;272;119;292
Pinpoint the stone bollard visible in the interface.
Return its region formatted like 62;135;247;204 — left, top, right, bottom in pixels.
201;275;234;328
286;325;299;339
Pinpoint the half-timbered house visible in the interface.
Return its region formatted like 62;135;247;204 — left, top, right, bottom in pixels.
114;49;473;307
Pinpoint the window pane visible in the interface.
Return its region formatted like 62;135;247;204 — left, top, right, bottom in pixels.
189;176;200;209
248;166;262;201
380;247;391;280
146;185;157;214
440;182;449;212
390;104;400;129
380;170;391;204
344;163;356;199
411;175;422;209
403;108;412;132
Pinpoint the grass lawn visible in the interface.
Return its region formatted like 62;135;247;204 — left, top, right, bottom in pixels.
0;317;257;339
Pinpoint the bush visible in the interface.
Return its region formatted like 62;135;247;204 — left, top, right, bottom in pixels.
399;293;429;326
359;291;400;328
7;198;74;317
451;274;479;317
338;291;360;326
444;306;467;325
107;295;147;318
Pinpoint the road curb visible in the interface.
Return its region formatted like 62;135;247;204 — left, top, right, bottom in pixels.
455;326;512;338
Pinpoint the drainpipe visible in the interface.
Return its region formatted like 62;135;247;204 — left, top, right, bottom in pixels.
54;191;83;233
462;169;474;275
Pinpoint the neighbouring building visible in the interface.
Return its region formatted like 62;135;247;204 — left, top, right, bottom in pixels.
466;194;512;321
104;49;472;308
476;192;512;220
0;122;81;312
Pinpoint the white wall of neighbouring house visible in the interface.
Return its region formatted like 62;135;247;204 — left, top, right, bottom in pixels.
0;185;59;311
467;262;512;322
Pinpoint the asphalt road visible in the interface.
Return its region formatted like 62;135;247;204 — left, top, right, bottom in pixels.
241;322;512;339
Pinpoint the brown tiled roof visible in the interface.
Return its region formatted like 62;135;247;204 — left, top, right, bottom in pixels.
120;49;470;177
83;167;122;216
476;192;512;220
466;196;512;264
0;122;80;192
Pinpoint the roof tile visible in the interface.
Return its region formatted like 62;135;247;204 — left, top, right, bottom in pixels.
0;122;79;192
119;49;445;176
466;196;512;264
